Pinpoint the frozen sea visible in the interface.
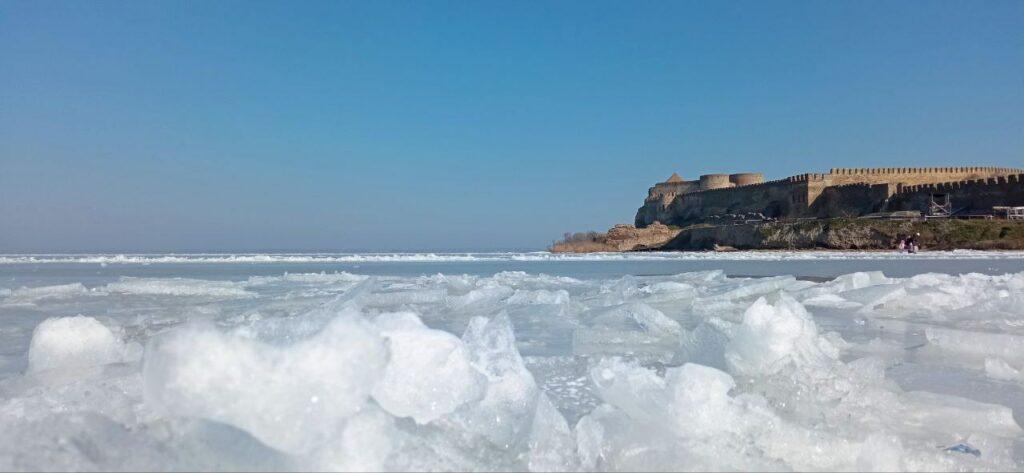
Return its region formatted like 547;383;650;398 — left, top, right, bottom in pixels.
3;251;1024;471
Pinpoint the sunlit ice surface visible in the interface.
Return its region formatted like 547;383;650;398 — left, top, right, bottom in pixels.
2;253;1024;471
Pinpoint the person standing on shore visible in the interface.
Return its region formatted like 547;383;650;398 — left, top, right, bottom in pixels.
906;233;920;253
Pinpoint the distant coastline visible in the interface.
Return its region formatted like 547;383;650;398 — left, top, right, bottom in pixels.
554;166;1024;253
552;218;1024;253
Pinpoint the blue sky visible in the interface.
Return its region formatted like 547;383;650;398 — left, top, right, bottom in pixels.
1;1;1022;252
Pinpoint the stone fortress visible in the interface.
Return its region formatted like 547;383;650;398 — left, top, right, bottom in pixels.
636;166;1024;228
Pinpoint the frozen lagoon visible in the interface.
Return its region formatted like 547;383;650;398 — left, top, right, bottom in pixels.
2;252;1024;471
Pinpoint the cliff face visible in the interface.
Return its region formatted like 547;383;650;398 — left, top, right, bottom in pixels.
635;200;673;228
662;219;1024;251
553;219;1024;253
550;223;680;253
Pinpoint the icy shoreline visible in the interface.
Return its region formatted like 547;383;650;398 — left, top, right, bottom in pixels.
2;268;1024;471
3;249;1024;265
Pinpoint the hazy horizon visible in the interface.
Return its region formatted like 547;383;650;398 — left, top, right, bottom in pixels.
2;1;1022;252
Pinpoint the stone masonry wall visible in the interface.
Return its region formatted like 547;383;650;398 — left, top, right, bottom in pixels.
823;167;1022;186
810;183;893;218
670;175;814;223
886;174;1024;214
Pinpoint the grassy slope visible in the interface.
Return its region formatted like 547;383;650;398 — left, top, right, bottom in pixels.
816;218;1024;250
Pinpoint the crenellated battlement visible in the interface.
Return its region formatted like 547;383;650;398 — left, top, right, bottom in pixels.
681;172;829;197
683;175;799;197
893;173;1024;195
828;166;1023;175
787;173;826;182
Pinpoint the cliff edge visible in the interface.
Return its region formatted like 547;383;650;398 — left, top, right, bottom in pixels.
550;223;680;253
555;218;1024;253
663;218;1024;251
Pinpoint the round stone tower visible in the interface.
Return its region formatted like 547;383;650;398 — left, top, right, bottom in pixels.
729;173;764;187
699;174;732;191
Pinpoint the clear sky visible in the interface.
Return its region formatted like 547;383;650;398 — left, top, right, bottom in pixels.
1;1;1022;252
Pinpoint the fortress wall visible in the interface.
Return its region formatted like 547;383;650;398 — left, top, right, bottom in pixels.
673;176;811;221
638;180;698;226
637;167;1024;227
886;173;1024;214
810;183;893;218
639;173;812;226
646;180;698;202
824;167;1024;187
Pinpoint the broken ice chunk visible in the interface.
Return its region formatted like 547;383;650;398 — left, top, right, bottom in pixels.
28;316;127;374
673;321;732;371
573;303;683;360
507;289;571;305
725;293;838;377
984;357;1023;382
797;271;889;301
705;276;800;301
802;293;861;309
371;312;486;424
926;327;1024;364
143;315;387;455
840;284;905;312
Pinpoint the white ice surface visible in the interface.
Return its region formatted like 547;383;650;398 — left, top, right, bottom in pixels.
1;267;1024;471
27;316;131;374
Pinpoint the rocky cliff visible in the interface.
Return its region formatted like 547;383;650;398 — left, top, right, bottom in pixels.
663;219;1024;251
553;219;1024;253
549;223;681;253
